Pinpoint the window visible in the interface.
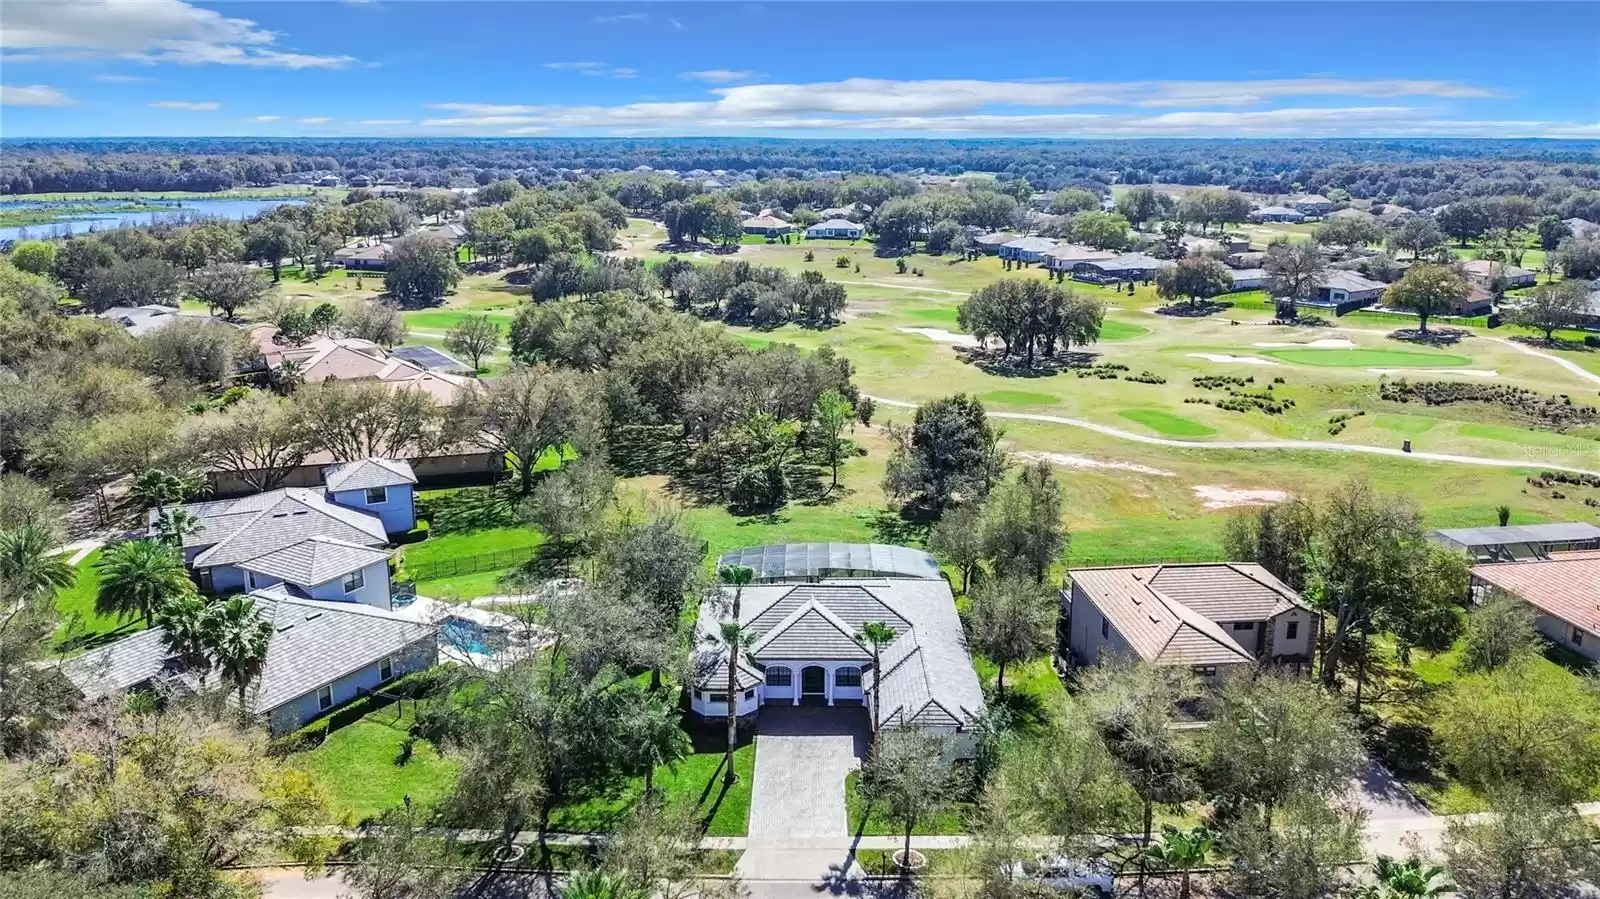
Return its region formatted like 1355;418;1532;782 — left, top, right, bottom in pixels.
835;667;862;688
379;656;394;682
1101;614;1110;639
1286;621;1300;640
1232;622;1255;631
1576;627;1587;647
693;691;703;701
1192;666;1217;678
765;667;792;687
365;486;387;505
709;693;728;704
743;689;755;700
317;685;333;711
343;568;365;594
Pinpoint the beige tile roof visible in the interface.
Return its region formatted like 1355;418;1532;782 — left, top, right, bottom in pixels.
1473;555;1600;634
1146;563;1303;620
1068;565;1260;666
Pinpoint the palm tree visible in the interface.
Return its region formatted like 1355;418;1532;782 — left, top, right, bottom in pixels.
1140;824;1214;899
0;524;75;602
96;539;195;627
1370;855;1454;898
855;621;899;737
151;508;202;547
717;564;754;617
560;870;648;899
708;619;757;787
156;593;214;686
208;595;274;715
124;468;202;516
618;686;691;798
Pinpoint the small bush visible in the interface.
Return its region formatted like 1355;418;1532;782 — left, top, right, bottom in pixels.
835;255;851;269
896;259;908;274
804;250;815;262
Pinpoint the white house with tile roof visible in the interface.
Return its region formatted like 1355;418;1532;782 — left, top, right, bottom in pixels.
63;589;437;735
691;571;987;757
158;484;396;607
1064;563;1318;679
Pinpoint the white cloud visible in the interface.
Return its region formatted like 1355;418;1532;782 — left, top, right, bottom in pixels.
150;99;219;110
542;61;604;71
419;75;1550;136
611;68;639;79
543;60;636;78
297;116;333;124
93;73;151;83
357;118;410;125
594;13;649;24
1;83;75;106
252;115;281;121
682;70;758;84
1;0;356;69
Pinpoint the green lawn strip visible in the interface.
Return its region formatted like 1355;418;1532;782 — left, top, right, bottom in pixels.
1098;319;1150;341
980;390;1059;406
403;309;515;332
1116;409;1217;438
295;692;755;836
1256;348;1474;367
53;550;147;652
1370;414;1438;435
846;770;971;837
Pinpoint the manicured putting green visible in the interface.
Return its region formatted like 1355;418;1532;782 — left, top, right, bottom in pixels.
1256;348;1472;367
981;390;1058;406
1099;320;1150;341
1372;414;1437;435
905;307;960;325
1118;408;1217;438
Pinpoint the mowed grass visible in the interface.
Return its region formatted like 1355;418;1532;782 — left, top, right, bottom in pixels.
1099;319;1150;341
53;550;147;652
981;390;1059;406
1257;348;1474;368
1117;408;1217;438
297;696;755;835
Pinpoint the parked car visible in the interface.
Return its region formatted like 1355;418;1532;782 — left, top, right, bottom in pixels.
1005;855;1116;897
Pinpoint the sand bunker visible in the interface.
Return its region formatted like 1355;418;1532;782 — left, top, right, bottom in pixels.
1368;368;1498;378
1194;485;1290;509
1253;338;1357;349
1187;353;1281;366
899;327;980;347
1017;451;1175;477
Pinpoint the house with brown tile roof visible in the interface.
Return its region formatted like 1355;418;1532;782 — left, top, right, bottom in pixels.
1471;550;1600;662
1064;563;1318;679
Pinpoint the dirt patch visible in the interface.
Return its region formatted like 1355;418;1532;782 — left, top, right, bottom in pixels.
1193;485;1290;509
1016;451;1176;477
842;300;890;319
899;327;978;346
1187;353;1281;366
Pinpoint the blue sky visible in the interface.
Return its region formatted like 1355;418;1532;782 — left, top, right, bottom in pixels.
2;1;1597;139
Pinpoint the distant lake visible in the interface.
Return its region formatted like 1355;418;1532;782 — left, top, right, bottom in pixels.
0;197;308;241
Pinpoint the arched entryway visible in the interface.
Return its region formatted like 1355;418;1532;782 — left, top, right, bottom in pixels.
800;665;827;700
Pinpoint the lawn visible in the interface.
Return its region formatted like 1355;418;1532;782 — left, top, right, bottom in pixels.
1098;320;1150;341
1117;408;1217;438
1256;348;1474;367
53;550;146;653
295;693;755;836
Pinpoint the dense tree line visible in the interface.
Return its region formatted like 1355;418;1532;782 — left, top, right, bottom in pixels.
7;137;1597;204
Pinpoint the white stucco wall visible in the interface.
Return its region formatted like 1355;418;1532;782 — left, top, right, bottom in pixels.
328;485;416;534
243;560;392;610
266;639;437;735
1066;583;1136;666
1536;614;1600;662
1268;608;1315;659
689;685;762;719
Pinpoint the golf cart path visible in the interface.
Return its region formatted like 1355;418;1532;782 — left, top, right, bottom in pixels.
864;395;1600;476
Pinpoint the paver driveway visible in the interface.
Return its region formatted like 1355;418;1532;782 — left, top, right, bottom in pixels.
746;705;869;840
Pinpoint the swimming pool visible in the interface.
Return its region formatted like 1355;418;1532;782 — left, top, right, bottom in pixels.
442;618;495;656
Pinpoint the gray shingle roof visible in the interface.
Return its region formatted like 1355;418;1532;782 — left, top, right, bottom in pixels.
322;457;418;493
180;488;388;569
692;575;984;727
237;536;392;587
1316;270;1387;293
1003;236;1059;253
65;591;434;715
808;218;862;231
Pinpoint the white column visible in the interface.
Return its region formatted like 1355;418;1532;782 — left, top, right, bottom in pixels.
826;664;835;706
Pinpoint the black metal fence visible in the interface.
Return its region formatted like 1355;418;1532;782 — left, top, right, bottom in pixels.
407;547;537;582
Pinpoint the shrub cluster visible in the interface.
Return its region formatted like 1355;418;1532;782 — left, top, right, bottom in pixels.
1189;375;1294;414
1072;362;1130;380
1127;371;1167;385
1327;410;1367;435
1380;380;1599;429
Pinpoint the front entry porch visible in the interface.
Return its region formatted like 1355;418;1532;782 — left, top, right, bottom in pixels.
761;661;866;708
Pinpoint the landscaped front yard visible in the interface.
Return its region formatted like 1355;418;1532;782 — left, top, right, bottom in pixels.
292;691;755;836
52;549;146;654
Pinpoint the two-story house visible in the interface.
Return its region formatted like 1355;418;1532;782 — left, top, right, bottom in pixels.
1063;563;1318;680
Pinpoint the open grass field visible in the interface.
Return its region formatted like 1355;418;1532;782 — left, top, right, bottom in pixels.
52;550;147;654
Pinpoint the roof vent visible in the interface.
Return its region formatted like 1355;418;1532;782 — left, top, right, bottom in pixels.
276;622;295;632
304;611;323;621
271;513;289;518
